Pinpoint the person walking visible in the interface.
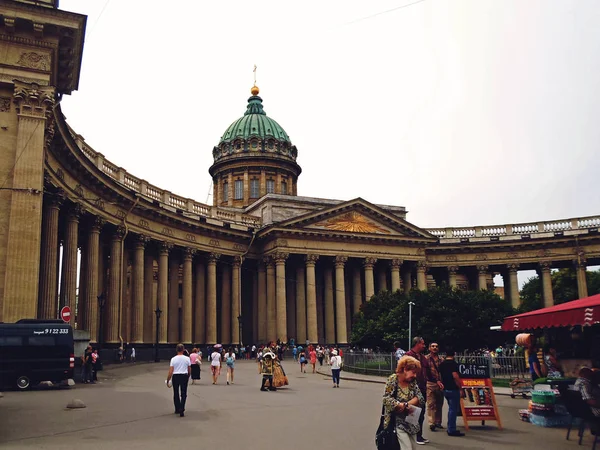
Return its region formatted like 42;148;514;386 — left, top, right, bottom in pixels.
225;348;236;385
130;346;136;363
406;336;444;445
166;343;191;417
438;348;464;437
190;348;201;384
210;346;222;385
426;342;444;432
382;355;425;450
309;347;317;374
299;348;307;373
330;349;342;388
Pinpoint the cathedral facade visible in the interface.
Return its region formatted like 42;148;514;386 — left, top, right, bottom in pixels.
0;1;599;347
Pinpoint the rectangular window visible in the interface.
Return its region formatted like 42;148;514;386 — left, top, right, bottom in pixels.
0;336;23;346
281;180;288;195
250;179;260;198
29;336;56;346
223;182;229;201
266;179;275;194
234;180;243;200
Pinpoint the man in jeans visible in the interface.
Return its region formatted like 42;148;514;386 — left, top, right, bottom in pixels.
166;343;192;417
438;348;464;437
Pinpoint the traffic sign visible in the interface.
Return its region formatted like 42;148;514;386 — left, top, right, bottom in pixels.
60;306;71;323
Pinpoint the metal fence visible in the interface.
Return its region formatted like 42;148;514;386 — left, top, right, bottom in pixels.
342;352;528;379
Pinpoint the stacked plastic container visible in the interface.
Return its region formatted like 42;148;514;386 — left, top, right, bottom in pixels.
529;390;571;427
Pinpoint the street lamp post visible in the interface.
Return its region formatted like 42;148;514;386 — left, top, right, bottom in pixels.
237;315;243;348
97;293;106;349
408;301;415;349
154;308;162;363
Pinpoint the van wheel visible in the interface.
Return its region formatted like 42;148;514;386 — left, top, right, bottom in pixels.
16;375;30;390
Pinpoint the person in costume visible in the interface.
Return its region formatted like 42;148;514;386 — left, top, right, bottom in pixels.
260;350;277;391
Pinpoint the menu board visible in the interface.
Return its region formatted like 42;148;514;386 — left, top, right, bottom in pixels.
458;363;503;430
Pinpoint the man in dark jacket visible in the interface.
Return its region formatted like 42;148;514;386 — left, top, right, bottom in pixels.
406;337;444;445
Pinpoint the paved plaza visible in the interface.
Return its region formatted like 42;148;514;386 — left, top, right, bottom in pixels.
0;360;593;449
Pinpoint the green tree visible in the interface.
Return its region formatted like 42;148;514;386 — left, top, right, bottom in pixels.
350;287;514;351
518;268;600;313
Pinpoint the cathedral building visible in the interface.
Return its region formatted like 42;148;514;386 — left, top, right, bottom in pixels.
0;1;598;348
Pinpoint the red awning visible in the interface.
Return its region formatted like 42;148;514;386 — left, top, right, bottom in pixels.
502;293;600;331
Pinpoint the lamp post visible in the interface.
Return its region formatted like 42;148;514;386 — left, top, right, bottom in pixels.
408;301;415;349
97;293;106;349
237;315;243;348
154;307;162;363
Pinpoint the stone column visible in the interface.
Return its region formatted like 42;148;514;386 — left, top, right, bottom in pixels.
390;259;402;292
266;257;276;342
131;235;148;343
182;248;195;344
477;265;489;291
121;248;131;343
38;193;64;319
60;204;82;326
507;263;520;309
107;227;125;343
2;83;55;323
335;256;348;344
378;265;387;292
84;217;104;341
257;261;267;342
416;261;428;291
143;251;155;343
295;265;307;343
363;257;377;301
324;264;335;344
403;268;412;293
157;242;172;344
194;258;206;344
352;266;362;315
252;269;259;343
206;253;220;344
274;252;289;342
231;256;242;345
539;261;554;307
305;254;319;344
78;246;87;331
574;257;588;299
168;251;180;343
221;261;232;344
448;266;459;288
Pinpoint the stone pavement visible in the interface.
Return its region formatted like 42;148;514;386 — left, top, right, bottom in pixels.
0;359;592;449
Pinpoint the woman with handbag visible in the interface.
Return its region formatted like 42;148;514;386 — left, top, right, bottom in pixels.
379;356;425;450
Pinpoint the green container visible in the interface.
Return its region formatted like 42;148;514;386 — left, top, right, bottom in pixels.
531;390;556;405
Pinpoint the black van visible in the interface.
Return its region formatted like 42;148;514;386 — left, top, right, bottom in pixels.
0;319;74;390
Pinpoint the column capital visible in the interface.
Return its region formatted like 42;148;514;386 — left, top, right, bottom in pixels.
134;234;150;248
183;247;197;260
67;202;84;221
507;263;520;272
90;216;106;232
390;259;403;269
416;260;428;272
335;255;348;267
49;191;66;208
304;254;319;266
363;257;377;268
232;255;243;267
476;264;489;274
538;261;552;271
113;226;126;241
273;252;289;264
263;255;274;266
207;252;221;263
13;81;55;119
159;241;174;254
447;265;459;274
573;251;587;268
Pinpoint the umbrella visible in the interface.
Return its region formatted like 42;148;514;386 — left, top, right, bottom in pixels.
213;344;223;349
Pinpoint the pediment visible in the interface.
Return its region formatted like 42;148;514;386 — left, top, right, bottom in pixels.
268;198;436;240
306;211;394;235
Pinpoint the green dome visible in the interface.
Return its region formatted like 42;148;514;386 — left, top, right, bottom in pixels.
219;95;291;144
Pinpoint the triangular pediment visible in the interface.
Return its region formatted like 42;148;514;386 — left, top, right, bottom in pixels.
265;198;436;241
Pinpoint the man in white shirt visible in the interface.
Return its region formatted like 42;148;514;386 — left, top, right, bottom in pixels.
166;344;191;417
330;349;343;388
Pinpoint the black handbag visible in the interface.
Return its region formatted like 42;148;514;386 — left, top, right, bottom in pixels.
375;381;400;450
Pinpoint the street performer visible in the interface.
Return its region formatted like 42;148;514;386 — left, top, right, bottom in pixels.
260;350;277;391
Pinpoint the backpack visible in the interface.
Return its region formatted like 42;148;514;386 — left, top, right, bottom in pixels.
226;355;234;367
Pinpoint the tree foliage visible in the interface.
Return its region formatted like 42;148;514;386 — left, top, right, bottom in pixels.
350;287;514;352
518;268;600;313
